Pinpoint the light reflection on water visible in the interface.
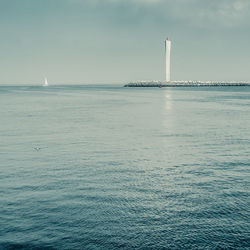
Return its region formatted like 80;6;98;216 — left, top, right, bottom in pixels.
164;90;172;111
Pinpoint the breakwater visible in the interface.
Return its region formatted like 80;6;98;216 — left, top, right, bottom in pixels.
124;81;250;87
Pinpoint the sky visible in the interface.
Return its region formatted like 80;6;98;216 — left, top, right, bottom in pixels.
0;0;250;84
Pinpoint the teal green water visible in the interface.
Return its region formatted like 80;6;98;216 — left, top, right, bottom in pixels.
0;85;249;249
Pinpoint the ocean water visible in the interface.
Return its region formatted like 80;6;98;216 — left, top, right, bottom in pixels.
0;85;249;249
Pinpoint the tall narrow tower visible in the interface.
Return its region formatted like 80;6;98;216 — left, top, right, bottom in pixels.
165;37;171;82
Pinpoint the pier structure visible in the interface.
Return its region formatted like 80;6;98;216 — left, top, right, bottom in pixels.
124;81;250;87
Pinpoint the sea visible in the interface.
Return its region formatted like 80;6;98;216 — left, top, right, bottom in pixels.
0;85;249;249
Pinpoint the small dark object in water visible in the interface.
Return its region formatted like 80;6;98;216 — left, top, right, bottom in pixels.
34;147;47;151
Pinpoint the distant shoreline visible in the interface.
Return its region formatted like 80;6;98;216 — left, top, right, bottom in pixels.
124;81;250;87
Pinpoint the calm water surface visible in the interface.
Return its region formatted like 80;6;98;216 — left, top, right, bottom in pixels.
0;85;249;249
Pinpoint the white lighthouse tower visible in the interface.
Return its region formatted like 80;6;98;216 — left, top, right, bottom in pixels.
165;37;171;82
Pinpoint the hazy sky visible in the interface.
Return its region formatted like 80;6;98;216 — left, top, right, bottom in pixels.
1;0;250;84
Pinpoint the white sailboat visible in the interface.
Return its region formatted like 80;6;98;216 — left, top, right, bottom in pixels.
43;78;48;87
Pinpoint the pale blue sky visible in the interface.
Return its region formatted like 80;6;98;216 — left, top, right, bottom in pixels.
1;0;250;84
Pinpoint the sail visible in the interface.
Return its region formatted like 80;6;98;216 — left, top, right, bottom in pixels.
43;78;48;86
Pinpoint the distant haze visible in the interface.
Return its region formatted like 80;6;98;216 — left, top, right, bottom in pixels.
1;0;250;84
